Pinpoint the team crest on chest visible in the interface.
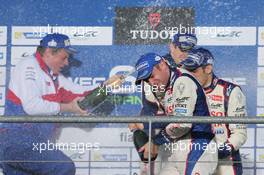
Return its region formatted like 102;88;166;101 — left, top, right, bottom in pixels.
177;83;185;95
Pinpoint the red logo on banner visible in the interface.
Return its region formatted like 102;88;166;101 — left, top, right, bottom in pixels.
208;95;223;102
148;13;160;29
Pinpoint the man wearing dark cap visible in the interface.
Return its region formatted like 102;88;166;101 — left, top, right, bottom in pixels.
140;33;198;117
0;33;121;175
181;48;247;175
131;33;197;128
133;52;217;175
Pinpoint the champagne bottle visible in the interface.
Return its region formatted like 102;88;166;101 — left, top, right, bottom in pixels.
78;68;135;110
133;130;157;162
78;85;108;110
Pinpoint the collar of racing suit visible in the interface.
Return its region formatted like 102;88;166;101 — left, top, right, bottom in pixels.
35;52;59;82
165;67;181;91
164;69;172;90
151;67;181;114
204;73;218;93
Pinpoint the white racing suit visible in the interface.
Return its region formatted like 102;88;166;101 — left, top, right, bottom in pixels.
0;52;91;175
141;68;217;175
205;75;247;175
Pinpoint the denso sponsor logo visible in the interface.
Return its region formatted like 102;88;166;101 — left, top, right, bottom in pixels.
208;95;222;102
210;111;224;116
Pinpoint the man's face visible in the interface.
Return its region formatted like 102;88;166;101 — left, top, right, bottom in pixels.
191;65;212;87
45;48;70;74
147;61;170;91
169;43;188;64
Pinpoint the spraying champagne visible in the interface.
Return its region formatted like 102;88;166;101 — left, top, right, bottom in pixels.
78;68;135;110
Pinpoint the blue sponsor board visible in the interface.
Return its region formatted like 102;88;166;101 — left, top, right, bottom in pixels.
0;0;263;174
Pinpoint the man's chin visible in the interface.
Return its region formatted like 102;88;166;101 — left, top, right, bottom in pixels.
53;70;60;74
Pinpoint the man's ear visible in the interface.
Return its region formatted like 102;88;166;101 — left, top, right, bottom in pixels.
44;48;52;56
